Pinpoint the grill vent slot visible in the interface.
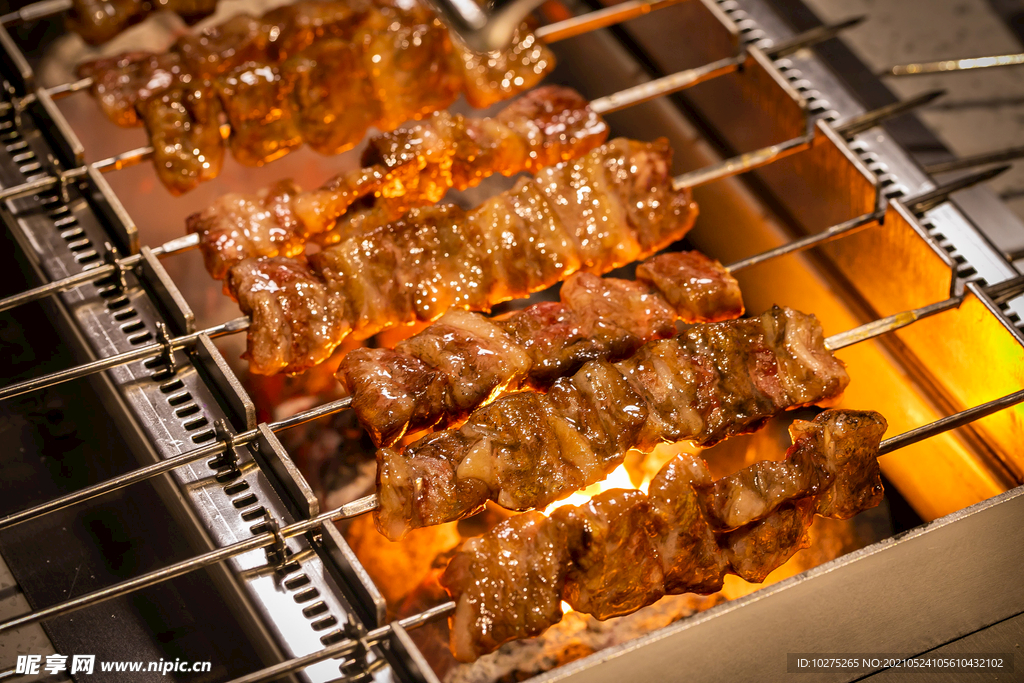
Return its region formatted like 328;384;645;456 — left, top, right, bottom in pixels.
917;216;986;285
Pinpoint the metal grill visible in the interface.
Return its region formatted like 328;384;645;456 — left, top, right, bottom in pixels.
1;0;1022;681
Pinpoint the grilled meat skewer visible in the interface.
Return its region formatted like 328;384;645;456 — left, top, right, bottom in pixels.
77;0;553;194
227;137;698;375
339;250;743;447
376;305;850;540
441;409;888;661
68;0;217;45
188;86;609;280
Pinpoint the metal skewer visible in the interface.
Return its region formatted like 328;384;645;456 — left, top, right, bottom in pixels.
0;144;154;203
724;164;1011;273
0;315;249;401
0;233;199;313
589;16;864;115
533;0;685;44
924;145;1024;175
0;0;71;26
222;602;456;683
882;53;1024;77
0;20;865;314
673;89;946;190
2;379;1021;637
0;395;354;531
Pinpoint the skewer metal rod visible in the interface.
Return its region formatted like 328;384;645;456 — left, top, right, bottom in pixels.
0;76;94;115
674;135;811;189
924;146;1024;175
833;89;945;139
535;0;685;43
907;164;1011;214
878;389;1024;456
0;491;378;635
725;210;884;272
723;164;1010;272
671;90;941;190
0;233;200;313
883;53;1024;77
223;601;455;683
825;274;1024;351
0;315;249;401
591;56;741;115
0;145;153;203
0;395;352;530
0;0;71;25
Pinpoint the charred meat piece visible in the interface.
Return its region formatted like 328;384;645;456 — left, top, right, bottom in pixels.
338;251;736;448
452;25;553;109
227;258;349;375
215;62;303;167
440;512;571;663
136;77;224;196
186;181;306;281
555;489;666;620
77;52;185;128
376;306;849;540
362;85;609;209
68;0;150;46
230;138;698;375
285;39;380;156
701;410;888;530
647;455;727;595
636;250;745;323
67;0;217;45
442;409;886;660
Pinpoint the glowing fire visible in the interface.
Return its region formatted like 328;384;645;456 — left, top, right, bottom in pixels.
543;463;647;516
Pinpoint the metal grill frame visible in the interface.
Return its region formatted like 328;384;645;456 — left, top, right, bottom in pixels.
0;0;1022;681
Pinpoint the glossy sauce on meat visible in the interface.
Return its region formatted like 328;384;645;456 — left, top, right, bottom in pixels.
229;138;698;374
187;86;607;277
441;409;886;661
373;307;851;540
338;251;737;448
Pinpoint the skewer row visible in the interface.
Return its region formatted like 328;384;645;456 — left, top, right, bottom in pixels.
1;4;1021;677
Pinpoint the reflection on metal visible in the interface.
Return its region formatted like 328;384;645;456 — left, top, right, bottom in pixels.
884;52;1024;77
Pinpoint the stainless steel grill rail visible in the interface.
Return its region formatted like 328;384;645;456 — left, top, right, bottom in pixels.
0;23;391;683
1;0;1023;681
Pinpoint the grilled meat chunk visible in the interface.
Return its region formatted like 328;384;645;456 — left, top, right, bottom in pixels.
441;512;571;663
648;456;727;595
68;0;217;45
136;76;224;196
702;410;888;530
555;489;666;620
230;138;698;374
442;409;886;660
227;258;349;374
187;180;305;281
376;306;850;539
338;251;739;447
